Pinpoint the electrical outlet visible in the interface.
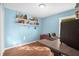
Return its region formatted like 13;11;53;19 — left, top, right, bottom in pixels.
23;36;26;40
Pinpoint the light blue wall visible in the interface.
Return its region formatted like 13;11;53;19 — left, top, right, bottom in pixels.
4;8;42;48
4;7;75;48
42;9;75;36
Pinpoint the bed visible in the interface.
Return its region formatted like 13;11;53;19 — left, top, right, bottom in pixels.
3;41;53;56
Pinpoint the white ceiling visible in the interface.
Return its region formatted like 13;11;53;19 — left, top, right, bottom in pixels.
4;3;76;18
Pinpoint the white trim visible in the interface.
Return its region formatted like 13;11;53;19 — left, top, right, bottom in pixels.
58;15;75;38
4;40;38;50
0;4;5;56
59;15;76;20
58;19;61;37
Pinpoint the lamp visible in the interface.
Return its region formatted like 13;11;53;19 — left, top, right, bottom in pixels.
39;4;46;8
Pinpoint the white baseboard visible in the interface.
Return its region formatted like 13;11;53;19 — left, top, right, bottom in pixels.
1;40;38;56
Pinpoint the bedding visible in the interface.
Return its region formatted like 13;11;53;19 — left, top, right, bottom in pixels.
3;42;53;56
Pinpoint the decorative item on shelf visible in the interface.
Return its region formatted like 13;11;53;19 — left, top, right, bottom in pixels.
23;15;27;19
16;14;23;23
16;14;29;24
16;13;39;29
23;14;29;24
29;17;39;25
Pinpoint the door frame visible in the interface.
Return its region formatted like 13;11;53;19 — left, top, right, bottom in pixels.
0;4;5;56
58;15;75;37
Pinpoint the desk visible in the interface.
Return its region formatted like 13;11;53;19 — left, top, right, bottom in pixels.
38;39;79;56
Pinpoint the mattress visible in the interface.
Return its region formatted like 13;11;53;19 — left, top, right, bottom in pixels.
3;42;53;56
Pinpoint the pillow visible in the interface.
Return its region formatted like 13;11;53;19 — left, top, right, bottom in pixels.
40;34;49;40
